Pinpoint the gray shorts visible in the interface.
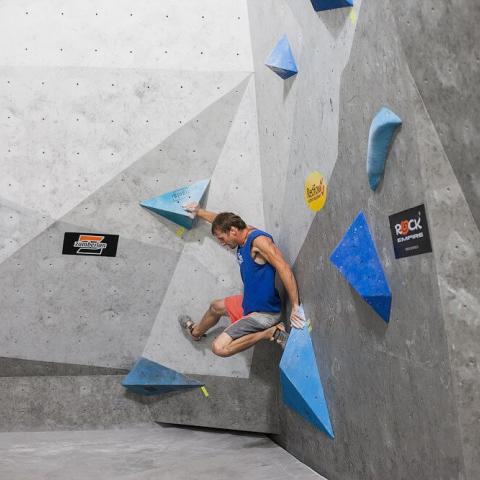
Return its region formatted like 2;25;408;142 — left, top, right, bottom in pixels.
224;312;281;340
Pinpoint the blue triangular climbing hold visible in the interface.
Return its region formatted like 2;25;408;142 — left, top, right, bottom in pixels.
279;309;334;438
330;211;392;322
367;107;402;191
121;357;203;396
140;178;210;230
265;35;298;80
311;0;353;11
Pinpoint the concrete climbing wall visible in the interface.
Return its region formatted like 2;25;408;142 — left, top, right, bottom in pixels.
0;0;279;434
390;0;480;231
1;0;479;478
248;0;479;479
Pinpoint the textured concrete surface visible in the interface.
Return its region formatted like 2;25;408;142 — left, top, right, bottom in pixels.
61;75;250;249
147;340;282;433
416;98;480;480
0;426;325;480
0;0;253;71
143;75;267;378
248;0;360;263
391;0;480;229
0;0;280;435
254;0;478;479
0;220;180;368
0;357;128;377
0;376;152;432
0;0;478;478
0;67;248;229
246;0;300;242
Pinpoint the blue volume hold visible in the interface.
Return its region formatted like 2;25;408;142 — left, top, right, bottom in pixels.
330;212;392;323
140;178;210;230
367;107;402;191
121;357;203;396
311;0;353;11
279;309;334;438
265;35;298;80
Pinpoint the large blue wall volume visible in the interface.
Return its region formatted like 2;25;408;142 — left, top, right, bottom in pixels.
122;357;203;396
265;35;298;80
330;211;392;323
311;0;353;12
367;107;402;191
140;178;210;230
279;315;334;438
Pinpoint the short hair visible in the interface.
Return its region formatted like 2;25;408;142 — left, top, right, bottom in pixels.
211;212;247;235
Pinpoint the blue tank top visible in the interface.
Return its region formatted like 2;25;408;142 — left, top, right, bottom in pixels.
236;229;281;315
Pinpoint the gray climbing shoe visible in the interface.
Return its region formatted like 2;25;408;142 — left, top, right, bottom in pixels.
178;315;205;341
273;325;289;349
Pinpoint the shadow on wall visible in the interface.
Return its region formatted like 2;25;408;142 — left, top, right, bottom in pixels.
316;8;351;38
350;286;389;339
370;124;403;195
283;74;296;100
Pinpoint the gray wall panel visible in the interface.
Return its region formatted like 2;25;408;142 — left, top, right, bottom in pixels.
416;94;480;480
0;221;180;368
1;0;478;474
0;357;128;377
0;375;152;432
250;0;478;478
390;0;480;229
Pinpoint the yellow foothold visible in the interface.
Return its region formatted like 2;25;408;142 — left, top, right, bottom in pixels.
200;386;209;397
349;8;357;26
175;227;186;238
306;318;313;332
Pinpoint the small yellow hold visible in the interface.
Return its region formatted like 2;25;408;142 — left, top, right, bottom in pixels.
200;386;209;397
349;8;357;26
175;227;186;238
306;318;313;332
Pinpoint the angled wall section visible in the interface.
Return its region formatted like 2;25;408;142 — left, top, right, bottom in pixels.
248;0;360;264
1;0;478;472
251;0;479;479
0;0;283;434
390;0;480;230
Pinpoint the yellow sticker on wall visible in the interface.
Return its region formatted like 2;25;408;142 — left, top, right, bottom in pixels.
349;8;357;26
175;227;186;238
304;171;328;212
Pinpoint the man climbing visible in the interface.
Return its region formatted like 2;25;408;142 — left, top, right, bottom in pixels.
179;203;305;358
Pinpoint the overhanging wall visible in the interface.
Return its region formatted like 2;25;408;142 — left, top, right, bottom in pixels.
248;0;479;479
0;1;478;478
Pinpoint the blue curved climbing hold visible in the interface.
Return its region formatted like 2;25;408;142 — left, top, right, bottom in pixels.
122;357;203;396
140;178;210;230
330;212;392;323
265;35;298;80
279;307;334;438
367;107;402;191
311;0;353;11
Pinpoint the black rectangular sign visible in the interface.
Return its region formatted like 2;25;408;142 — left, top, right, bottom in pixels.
62;232;119;257
389;204;432;259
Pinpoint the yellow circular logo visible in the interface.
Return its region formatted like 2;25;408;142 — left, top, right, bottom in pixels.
304;171;327;212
